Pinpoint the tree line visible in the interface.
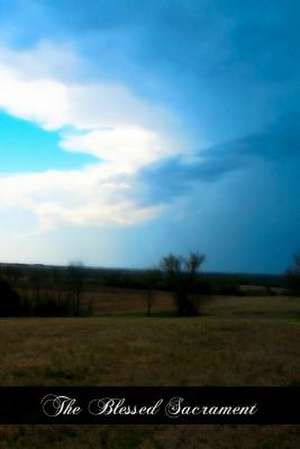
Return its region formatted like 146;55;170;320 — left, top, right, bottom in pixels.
0;251;299;318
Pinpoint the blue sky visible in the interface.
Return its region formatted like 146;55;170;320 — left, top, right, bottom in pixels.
0;0;299;273
0;113;97;172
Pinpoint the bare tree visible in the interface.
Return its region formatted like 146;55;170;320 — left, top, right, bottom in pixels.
160;254;182;273
185;253;205;277
160;252;206;316
143;269;161;317
30;270;43;302
67;261;86;316
286;252;300;295
51;267;62;301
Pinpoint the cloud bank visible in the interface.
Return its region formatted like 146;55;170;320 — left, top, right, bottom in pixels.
0;40;298;235
139;114;300;204
0;41;180;230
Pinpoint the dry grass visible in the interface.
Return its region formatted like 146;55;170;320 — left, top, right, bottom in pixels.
0;294;299;448
83;287;173;315
0;425;298;449
0;316;299;386
83;287;300;318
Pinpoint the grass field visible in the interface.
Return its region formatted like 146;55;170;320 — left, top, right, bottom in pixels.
0;294;299;448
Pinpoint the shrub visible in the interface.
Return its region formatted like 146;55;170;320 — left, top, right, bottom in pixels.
0;280;22;316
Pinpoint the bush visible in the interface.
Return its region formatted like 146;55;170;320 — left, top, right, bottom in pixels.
0;280;22;316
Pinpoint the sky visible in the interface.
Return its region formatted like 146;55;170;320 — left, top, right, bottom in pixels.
0;0;299;273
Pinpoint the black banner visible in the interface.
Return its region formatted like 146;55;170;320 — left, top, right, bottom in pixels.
0;387;298;424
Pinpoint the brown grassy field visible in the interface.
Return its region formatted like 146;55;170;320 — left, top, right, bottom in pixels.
0;294;299;448
81;286;300;317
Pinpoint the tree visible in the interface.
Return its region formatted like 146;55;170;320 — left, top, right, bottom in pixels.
67;262;86;316
51;267;64;303
0;279;22;316
286;252;300;295
160;252;206;316
4;265;22;287
143;269;161;317
30;270;43;302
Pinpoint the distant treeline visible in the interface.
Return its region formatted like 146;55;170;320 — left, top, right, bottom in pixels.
0;262;286;291
0;278;88;317
0;253;298;318
0;263;94;317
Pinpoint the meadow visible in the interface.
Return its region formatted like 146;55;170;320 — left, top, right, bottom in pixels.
0;292;299;448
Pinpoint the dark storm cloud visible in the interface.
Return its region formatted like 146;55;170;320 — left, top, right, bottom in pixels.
4;1;299;84
139;114;300;204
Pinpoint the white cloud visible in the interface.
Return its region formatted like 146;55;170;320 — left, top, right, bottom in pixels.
0;57;171;135
60;125;170;170
0;65;70;129
0;41;180;230
0;165;163;230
